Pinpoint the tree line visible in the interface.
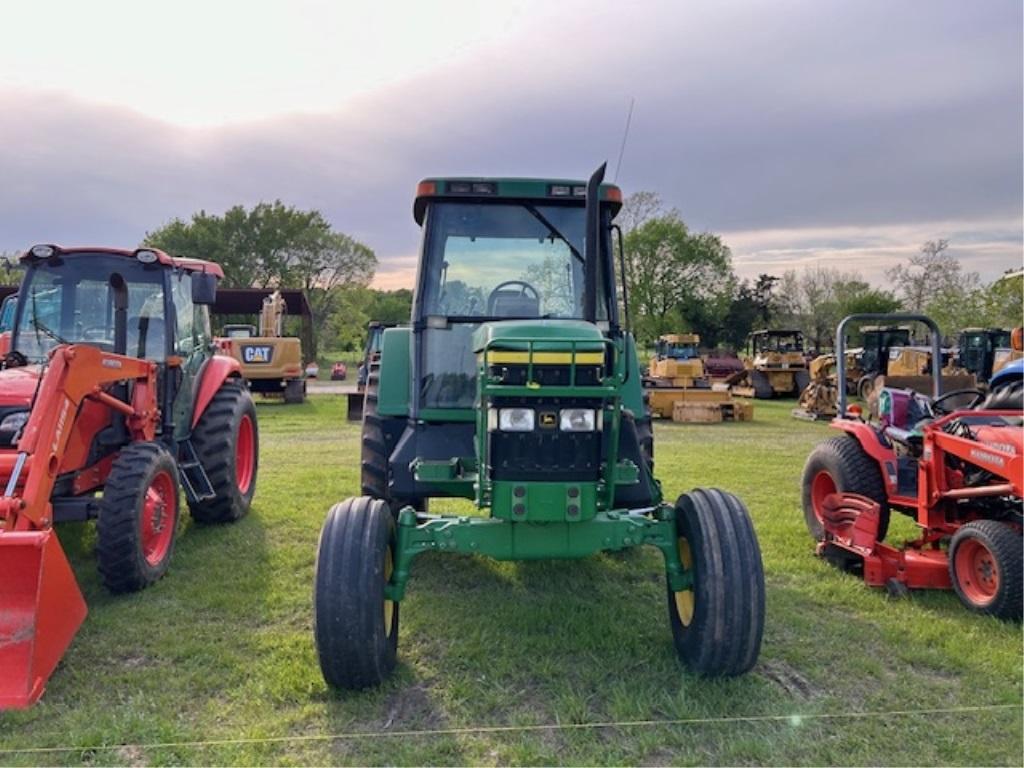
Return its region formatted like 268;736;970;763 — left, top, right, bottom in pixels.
1;196;1018;356
618;193;1022;351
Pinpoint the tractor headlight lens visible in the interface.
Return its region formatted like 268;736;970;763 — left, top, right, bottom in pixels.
0;411;29;434
559;408;596;432
498;408;535;432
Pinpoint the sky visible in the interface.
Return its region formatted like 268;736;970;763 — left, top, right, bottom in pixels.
1;0;1021;290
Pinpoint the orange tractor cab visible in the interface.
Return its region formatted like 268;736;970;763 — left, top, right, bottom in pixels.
801;313;1022;619
0;245;259;709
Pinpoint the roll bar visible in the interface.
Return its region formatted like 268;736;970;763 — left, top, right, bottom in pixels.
836;313;943;417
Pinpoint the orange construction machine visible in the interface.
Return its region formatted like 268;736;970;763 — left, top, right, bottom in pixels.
0;244;259;709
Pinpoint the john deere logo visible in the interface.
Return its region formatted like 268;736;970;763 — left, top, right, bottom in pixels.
243;345;272;364
539;411;557;428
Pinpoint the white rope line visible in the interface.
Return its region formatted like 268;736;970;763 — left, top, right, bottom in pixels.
1;703;1019;755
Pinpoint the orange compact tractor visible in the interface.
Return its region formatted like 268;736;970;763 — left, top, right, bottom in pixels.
802;314;1022;619
0;245;259;709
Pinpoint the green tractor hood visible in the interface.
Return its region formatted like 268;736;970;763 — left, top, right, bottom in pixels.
473;319;606;356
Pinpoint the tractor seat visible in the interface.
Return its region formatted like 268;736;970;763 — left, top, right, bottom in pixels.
488;291;540;318
127;315;165;360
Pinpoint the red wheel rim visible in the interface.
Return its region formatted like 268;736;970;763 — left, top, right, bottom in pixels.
810;470;837;523
140;470;176;567
954;538;1000;606
235;414;255;495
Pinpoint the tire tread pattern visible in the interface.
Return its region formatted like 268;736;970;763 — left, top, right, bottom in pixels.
96;442;180;594
188;379;258;524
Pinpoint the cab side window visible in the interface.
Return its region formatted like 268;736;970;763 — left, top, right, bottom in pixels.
171;272;196;356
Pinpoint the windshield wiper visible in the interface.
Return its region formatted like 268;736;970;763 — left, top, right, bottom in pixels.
30;293;69;346
522;204;585;264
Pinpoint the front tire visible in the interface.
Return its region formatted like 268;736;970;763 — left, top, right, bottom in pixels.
949;521;1022;620
189;379;259;524
314;496;399;689
801;435;890;542
96;442;180;593
667;488;765;676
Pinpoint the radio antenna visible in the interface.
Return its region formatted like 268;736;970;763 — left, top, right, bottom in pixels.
613;97;635;182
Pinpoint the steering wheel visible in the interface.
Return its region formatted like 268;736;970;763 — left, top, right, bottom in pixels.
487;280;540;315
931;388;986;414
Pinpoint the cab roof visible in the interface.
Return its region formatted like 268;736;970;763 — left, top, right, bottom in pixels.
413;177;623;225
21;245;224;279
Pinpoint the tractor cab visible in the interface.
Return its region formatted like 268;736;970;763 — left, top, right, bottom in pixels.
749;329;805;361
655;334;700;360
858;325;911;377
958;327;1015;383
6;246;219;442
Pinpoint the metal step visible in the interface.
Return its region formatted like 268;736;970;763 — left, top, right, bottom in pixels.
178;440;216;503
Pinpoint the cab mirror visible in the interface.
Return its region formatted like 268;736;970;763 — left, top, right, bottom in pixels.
192;273;218;305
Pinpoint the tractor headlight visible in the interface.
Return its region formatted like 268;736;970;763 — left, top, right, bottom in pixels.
0;411;29;434
559;408;596;432
498;407;535;432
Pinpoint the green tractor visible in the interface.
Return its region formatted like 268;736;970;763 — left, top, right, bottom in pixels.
313;167;765;688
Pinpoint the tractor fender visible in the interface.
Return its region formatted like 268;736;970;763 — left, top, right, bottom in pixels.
829;420;895;465
191;355;243;428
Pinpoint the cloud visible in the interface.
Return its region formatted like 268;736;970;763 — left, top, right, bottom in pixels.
0;0;1020;289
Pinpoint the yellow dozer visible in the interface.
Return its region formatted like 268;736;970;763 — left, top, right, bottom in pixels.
736;329;810;399
791;352;862;421
644;334;752;422
217;290;306;403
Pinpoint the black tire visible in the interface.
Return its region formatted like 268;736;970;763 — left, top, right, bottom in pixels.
794;369;810;395
948;521;1023;621
96;442;180;593
801;435;890;542
189;379;259;524
637;416;654;476
750;370;773;399
857;375;876;402
284;378;306;404
361;356;424;515
667;488;765;676
314;496;399;689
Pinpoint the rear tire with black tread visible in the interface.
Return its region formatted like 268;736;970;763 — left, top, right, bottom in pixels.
314;496;399;689
801;435;890;542
188;379;259;524
361;356;424;515
667;488;765;676
96;442;180;594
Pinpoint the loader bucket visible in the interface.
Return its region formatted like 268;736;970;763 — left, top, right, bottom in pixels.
0;529;87;709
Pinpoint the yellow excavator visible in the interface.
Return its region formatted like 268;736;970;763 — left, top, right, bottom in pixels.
217;290;306;403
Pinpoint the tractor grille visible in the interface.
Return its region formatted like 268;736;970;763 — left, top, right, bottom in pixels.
487;363;603;387
489;396;603;482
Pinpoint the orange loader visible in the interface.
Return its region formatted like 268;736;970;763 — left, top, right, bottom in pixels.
0;244;258;709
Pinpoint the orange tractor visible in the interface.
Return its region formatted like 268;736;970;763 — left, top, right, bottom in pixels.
0;244;259;709
802;314;1022;618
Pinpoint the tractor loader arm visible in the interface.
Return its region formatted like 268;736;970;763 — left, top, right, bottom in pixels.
0;344;158;710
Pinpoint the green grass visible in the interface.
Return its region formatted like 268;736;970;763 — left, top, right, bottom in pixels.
0;398;1020;766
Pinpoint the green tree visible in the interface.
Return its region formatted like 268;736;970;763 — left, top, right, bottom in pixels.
979;271;1024;329
623;213;733;345
0;253;22;286
146;202;376;353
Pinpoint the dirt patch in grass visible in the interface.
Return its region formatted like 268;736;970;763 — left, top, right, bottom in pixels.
758;660;819;701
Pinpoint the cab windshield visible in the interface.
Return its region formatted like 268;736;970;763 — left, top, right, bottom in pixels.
13;254;166;362
421;202;606;321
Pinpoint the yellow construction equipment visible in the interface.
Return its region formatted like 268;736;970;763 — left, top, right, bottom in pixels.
216;290;307;403
644;333;753;422
736;329;809;398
